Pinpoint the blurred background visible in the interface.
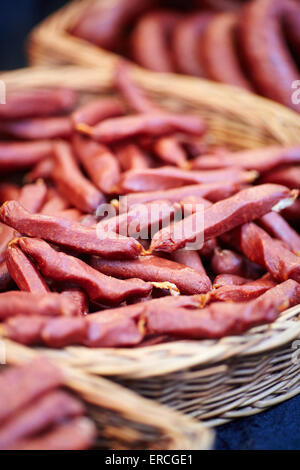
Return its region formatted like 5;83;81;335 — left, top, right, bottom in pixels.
0;0;69;70
0;0;299;450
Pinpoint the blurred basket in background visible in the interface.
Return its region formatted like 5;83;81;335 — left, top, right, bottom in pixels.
28;0;124;68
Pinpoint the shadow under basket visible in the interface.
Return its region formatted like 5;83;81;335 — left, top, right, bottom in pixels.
1;65;300;426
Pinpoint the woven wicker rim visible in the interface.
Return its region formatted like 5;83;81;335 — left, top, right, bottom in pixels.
0;65;300;379
2;338;214;450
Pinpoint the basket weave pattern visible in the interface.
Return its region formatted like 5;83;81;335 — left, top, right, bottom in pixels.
0;65;300;424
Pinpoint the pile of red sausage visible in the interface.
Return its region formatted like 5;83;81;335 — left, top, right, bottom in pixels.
71;0;300;112
0;61;300;349
0;359;96;450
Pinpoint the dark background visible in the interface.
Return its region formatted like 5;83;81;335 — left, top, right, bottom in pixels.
0;0;299;450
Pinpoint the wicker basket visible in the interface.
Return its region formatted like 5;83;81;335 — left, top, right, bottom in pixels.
28;0;126;69
2;338;213;450
1;65;300;426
